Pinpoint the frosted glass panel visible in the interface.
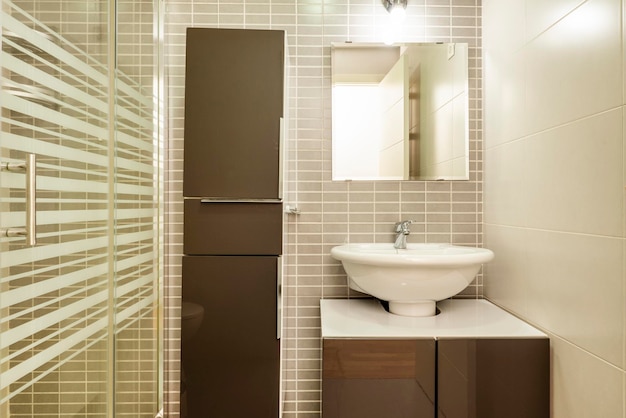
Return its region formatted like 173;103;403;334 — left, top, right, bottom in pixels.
113;0;161;415
0;0;161;416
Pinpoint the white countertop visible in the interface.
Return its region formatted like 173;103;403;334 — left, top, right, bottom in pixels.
320;298;547;339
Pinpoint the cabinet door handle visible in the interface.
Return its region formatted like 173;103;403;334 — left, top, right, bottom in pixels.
278;116;284;200
277;256;282;340
198;198;282;204
1;153;37;246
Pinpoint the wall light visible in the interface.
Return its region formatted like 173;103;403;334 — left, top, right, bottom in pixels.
382;0;407;44
382;0;407;22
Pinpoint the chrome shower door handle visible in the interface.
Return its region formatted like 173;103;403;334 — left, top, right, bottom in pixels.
25;153;37;246
1;153;37;246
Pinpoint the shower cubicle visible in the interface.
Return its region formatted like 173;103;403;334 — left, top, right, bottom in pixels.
0;0;163;416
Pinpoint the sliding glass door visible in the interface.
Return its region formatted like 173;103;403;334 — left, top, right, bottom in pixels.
0;0;162;416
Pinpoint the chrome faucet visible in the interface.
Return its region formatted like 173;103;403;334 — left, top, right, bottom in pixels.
394;220;414;249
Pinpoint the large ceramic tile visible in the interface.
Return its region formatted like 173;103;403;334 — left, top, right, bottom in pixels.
483;0;527;147
622;239;626;370
622;106;626;240
484;140;526;227
483;45;527;147
551;336;624;418
525;0;586;41
524;109;623;237
525;0;621;135
483;224;529;318
525;229;623;367
622;2;626;104
483;0;525;52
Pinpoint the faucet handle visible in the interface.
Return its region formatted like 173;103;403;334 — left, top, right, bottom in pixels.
394;219;415;232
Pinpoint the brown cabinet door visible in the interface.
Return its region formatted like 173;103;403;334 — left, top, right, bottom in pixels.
437;338;550;418
322;339;436;418
182;255;279;418
184;28;284;199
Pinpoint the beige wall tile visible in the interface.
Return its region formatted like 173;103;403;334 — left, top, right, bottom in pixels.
485;40;527;146
524;109;623;236
484;140;526;226
525;229;623;367
484;0;626;414
484;224;529;317
482;0;525;51
551;336;624;418
525;0;586;41
524;0;622;136
623;241;626;372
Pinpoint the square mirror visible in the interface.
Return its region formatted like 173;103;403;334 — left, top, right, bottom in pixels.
331;42;469;181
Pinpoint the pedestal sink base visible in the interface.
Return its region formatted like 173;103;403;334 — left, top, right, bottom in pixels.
389;300;436;317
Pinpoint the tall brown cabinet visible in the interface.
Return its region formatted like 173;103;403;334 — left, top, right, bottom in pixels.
182;28;285;418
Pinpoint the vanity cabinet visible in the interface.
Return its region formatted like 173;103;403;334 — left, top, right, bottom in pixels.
321;299;549;418
437;338;549;418
322;339;436;418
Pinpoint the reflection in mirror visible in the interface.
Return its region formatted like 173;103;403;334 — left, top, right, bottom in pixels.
331;42;469;181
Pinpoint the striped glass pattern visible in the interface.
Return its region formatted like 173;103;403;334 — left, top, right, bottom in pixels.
0;0;162;417
113;0;162;413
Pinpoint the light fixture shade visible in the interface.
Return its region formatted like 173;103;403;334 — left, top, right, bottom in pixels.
382;0;407;14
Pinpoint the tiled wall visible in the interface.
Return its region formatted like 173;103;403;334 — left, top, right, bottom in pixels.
483;0;625;416
164;0;483;416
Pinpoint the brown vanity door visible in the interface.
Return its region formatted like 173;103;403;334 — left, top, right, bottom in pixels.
437;338;550;418
322;339;436;418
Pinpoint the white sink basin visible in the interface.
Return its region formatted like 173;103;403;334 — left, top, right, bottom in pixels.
330;243;494;317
